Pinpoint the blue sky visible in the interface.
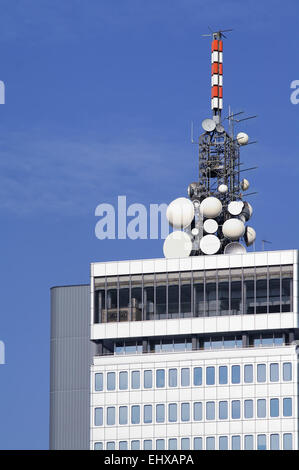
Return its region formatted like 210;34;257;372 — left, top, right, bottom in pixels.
0;0;298;449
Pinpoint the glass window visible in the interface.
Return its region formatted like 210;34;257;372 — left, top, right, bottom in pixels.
119;371;128;390
270;434;279;450
270;363;279;382
231;365;240;384
131;440;140;450
194;437;202;450
232;400;240;419
107;407;115;425
244;364;253;383
194;402;202;421
270;398;279;417
231;280;242;315
245;279;254;314
257;364;266;382
156;285;166;319
257;399;266;418
244;400;253;419
219;366;228;384
168;403;177;422
131;405;140;424
144;370;152;389
131;370;140;389
181;283;192;316
283;362;292;381
194;282;204;317
144;440;152;450
244;435;253;450
156;404;165;423
119;406;128;425
107;372;115;390
283;434;292;450
168;438;177;450
206;437;215;450
219;280;229;316
95;373;103;391
119;441;128;450
256;278;267;314
107;442;115;450
94;407;103;426
169;368;177;387
168;284;179;317
219;436;228;450
219;401;228;420
194;367;202;386
257;434;266;450
181;438;190;450
144;405;152;423
282;278;291;312
94;442;103;450
232;435;241;450
144;285;154;320
206;401;215;420
206;366;215;385
181;403;190;422
181;368;190;386
156;439;165;450
269;278;281;313
156;369;165;388
283;398;292;417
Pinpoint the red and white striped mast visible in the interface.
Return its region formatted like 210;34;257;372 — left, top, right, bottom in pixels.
211;31;224;119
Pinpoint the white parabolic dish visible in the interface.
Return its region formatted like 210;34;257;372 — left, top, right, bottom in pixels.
224;242;247;255
166;197;195;229
200;234;221;255
203;219;218;234
200;196;222;218
228;200;244;216
163;231;193;258
222;218;245;240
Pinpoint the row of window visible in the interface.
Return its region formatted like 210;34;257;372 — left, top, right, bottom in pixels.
94;362;293;391
94;433;293;450
94;398;293;426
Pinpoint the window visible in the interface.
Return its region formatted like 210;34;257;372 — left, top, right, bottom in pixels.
131;370;140;389
257;364;266;382
131;440;140;450
194;402;202;421
107;407;115;425
131;405;140;424
206;437;215;450
169;403;177;422
270;434;279;450
181;438;190;450
283;362;292;381
244;435;253;450
144;440;152;450
283;398;292;417
181;403;190;422
181;368;190;386
194;437;202;450
232;436;241;450
119;371;128;390
244;364;253;383
270;363;279;382
219;436;228;450
283;434;292;450
156;439;165;450
144;370;152;388
94;442;103;450
270;398;279;417
231;365;240;384
169;369;177;387
232;400;240;419
94;407;103;426
107;372;116;390
156;369;165;388
206;401;215;420
95;373;103;391
107;442;115;450
194;367;202;386
244;400;253;419
156;404;165;423
144;405;152;423
119;406;128;425
119;441;128;450
206;366;215;385
219;401;228;420
219;366;228;384
257;434;266;450
168;439;177;450
257;399;266;418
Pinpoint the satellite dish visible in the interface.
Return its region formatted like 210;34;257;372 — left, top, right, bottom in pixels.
244;226;256;246
200;196;222;218
203;219;218;234
216;124;225;133
218;184;228;194
163;231;192;258
200;234;221;255
222;218;245;240
191;228;199;236
202;118;216;132
236;132;249;145
224;242;247;255
228;200;244;216
166;197;195;229
241;178;250;191
240;201;253;221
